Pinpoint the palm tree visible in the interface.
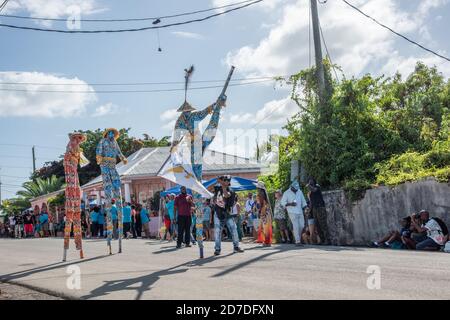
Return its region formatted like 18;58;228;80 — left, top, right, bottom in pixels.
17;175;65;200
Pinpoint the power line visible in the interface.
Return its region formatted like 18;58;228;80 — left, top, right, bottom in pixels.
0;0;263;33
0;165;32;169
341;0;450;63
0;143;64;150
0;154;55;161
0;79;274;94
0;76;279;87
0;0;9;14
0;0;256;22
0;174;30;179
2;183;24;188
318;19;339;81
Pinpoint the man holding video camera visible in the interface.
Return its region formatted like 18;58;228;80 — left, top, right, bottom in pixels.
405;210;449;250
212;175;244;256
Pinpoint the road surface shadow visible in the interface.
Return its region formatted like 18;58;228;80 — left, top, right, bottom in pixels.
209;243;362;278
81;253;233;300
0;255;111;283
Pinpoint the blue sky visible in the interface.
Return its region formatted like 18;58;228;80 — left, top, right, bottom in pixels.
1;0;449;199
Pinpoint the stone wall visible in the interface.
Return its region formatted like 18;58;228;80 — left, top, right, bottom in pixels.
322;178;450;246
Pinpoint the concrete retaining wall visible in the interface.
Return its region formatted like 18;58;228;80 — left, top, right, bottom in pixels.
322;178;450;246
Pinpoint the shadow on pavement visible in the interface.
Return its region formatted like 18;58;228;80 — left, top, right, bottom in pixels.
0;255;111;283
80;253;233;300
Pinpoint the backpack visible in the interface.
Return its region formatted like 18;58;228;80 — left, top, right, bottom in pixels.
432;217;449;236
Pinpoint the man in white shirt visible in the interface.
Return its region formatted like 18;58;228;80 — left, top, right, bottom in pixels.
410;210;448;250
281;181;308;245
244;193;255;236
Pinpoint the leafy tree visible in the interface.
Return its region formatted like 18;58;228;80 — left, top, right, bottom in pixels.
1;198;31;215
261;61;450;200
17;175;65;200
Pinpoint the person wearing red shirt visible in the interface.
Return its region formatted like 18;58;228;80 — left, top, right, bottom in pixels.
174;186;193;249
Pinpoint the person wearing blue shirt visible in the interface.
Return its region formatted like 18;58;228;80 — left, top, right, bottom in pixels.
111;200;119;239
39;212;49;237
122;203;132;239
165;195;175;238
97;207;105;238
90;207;99;237
140;205;150;238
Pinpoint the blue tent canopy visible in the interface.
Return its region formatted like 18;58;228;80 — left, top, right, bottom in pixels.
160;176;258;197
160;185;193;197
202;176;258;192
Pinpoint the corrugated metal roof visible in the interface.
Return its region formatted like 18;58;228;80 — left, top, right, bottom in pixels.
82;147;262;188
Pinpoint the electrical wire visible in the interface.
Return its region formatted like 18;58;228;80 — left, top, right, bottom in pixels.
0;174;30;179
0;0;9;14
0;76;280;86
0;143;64;150
318;20;339;81
0;79;274;94
0;0;256;22
341;0;450;63
0;154;55;161
0;165;32;169
0;0;263;33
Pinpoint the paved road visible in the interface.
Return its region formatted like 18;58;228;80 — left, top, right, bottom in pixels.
0;238;449;300
0;282;62;300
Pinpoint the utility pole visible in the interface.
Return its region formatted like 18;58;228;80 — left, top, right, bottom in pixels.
32;145;36;172
310;0;326;100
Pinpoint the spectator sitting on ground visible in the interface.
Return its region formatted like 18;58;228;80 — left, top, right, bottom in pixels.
371;216;412;248
403;210;449;251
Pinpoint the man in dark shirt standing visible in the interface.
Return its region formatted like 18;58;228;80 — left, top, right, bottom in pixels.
174;186;193;249
307;177;330;245
213;175;244;256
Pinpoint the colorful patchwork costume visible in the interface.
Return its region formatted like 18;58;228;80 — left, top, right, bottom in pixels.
170;66;233;258
96;128;128;254
193;193;205;258
63;132;88;261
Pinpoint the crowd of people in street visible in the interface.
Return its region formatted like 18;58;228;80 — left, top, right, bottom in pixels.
1;173;449;253
158;175;332;254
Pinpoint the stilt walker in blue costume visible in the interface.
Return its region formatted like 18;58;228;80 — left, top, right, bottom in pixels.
96;128;128;254
171;66;235;258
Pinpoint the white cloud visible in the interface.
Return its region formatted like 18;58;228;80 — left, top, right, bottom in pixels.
160;108;178;130
0;71;97;118
92;102;119;117
4;0;106;26
229;97;298;125
171;31;204;40
224;0;450;78
229;112;254;124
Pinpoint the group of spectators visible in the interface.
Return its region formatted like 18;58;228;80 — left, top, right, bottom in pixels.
0;206;52;239
159;175;331;253
0;199;155;240
372;210;449;251
86;200;152;239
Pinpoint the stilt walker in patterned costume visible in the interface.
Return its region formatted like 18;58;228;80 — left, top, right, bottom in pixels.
171;66;235;258
63;132;88;262
96;128;128;255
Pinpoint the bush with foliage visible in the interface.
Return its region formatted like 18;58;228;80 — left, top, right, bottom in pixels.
259;61;450;201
